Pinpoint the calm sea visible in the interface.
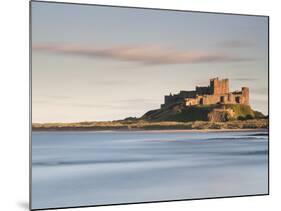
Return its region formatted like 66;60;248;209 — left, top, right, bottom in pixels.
31;130;268;209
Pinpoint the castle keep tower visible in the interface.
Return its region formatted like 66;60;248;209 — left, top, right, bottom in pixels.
210;78;229;95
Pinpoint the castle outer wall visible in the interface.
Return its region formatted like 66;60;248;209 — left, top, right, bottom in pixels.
162;78;249;108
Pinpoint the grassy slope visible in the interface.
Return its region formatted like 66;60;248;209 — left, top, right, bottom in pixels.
141;104;259;122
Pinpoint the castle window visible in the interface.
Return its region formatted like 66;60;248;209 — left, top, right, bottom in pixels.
235;96;240;103
199;98;203;105
220;96;225;103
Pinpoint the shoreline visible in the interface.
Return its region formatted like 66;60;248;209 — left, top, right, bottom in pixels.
32;119;268;133
32;128;268;133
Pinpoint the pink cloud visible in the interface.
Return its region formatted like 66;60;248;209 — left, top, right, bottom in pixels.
33;43;253;65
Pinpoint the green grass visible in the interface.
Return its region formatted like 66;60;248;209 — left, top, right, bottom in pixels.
142;103;259;122
32;119;268;131
224;104;255;117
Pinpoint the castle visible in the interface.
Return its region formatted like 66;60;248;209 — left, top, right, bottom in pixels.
161;77;249;108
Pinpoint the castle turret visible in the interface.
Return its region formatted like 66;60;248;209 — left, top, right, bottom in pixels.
241;87;249;105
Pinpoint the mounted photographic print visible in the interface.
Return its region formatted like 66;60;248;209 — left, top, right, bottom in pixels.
30;1;269;210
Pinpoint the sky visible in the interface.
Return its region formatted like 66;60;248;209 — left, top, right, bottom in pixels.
31;1;268;123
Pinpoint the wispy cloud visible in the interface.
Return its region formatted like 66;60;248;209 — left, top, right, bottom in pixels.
116;98;160;103
33;96;160;110
33;95;72;104
33;43;254;65
218;40;254;48
93;80;132;86
251;87;268;94
232;77;258;82
251;93;268;102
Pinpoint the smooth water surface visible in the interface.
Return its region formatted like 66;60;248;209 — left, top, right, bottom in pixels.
32;130;268;209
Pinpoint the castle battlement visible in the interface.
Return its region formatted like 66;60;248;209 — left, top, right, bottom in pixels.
161;78;249;108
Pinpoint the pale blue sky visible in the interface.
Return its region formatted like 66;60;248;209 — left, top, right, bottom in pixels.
32;1;268;123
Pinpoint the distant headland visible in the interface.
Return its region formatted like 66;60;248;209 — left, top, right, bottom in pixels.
33;77;268;131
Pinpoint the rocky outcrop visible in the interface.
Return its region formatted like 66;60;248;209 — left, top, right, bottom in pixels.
141;104;262;122
207;108;234;122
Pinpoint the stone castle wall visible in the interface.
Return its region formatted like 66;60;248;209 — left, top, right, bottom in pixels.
162;78;249;108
